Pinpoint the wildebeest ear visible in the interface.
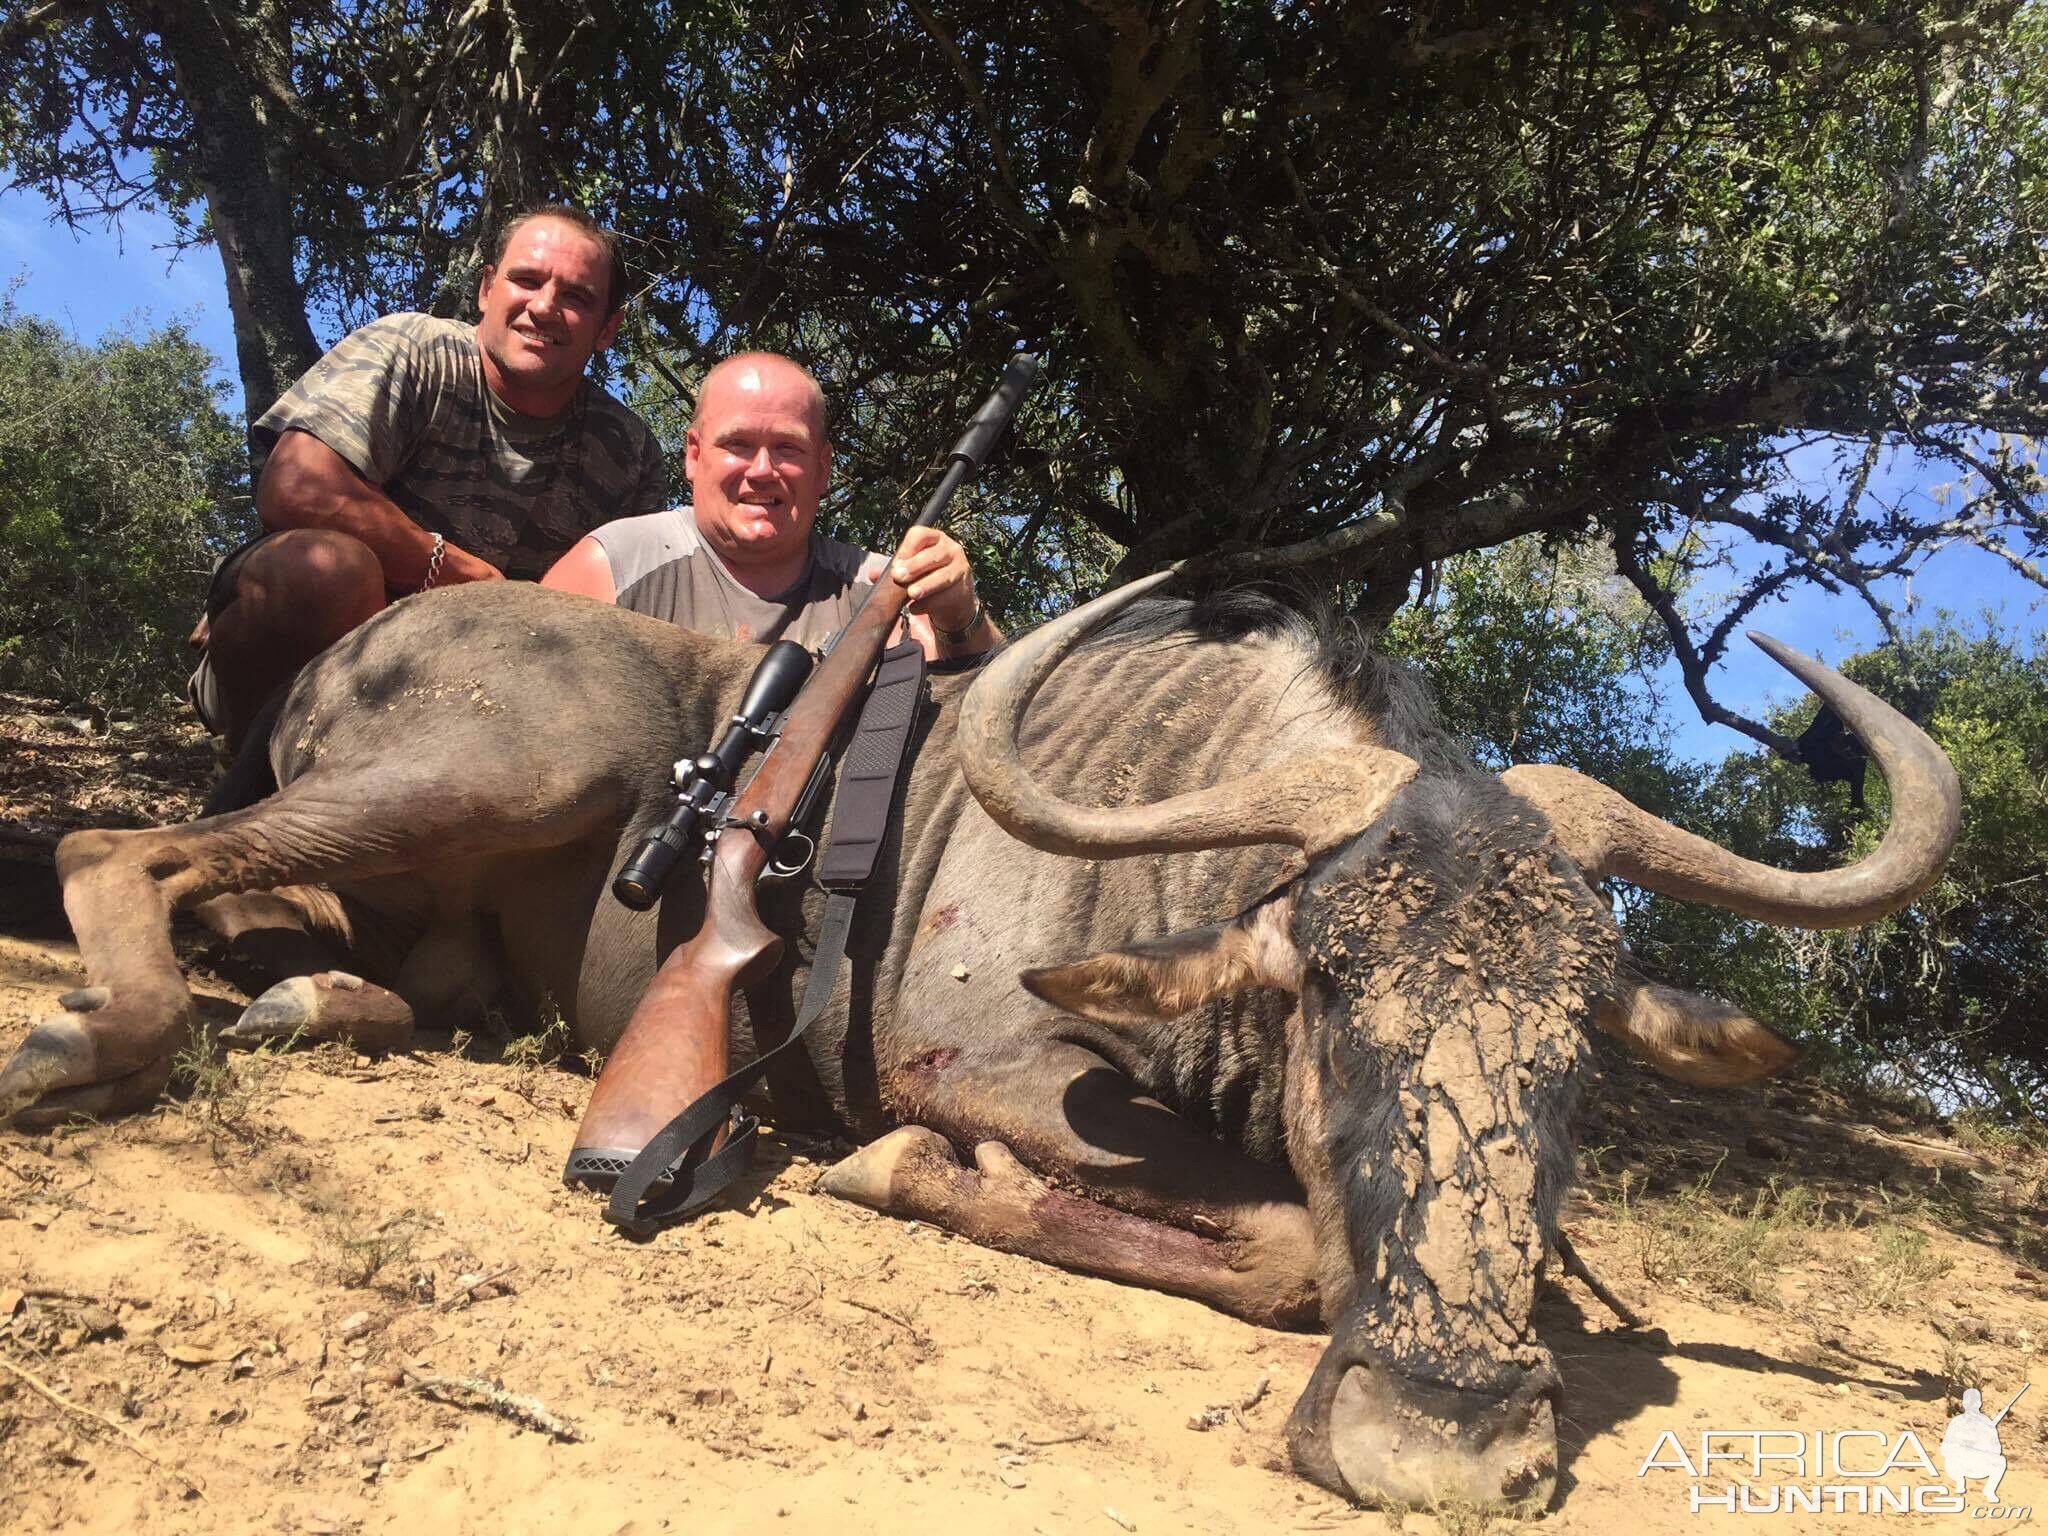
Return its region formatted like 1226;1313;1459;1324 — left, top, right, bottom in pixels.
1594;978;1803;1086
1020;891;1302;1025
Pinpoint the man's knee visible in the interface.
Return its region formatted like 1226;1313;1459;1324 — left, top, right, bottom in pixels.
235;528;386;635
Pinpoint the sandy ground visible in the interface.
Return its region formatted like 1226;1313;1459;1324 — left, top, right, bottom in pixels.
1;700;2044;1535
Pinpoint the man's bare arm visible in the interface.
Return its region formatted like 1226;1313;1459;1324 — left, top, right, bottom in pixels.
259;429;502;589
539;535;619;601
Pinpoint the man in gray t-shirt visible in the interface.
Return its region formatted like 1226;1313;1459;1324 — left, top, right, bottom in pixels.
541;351;999;1161
541;352;998;662
190;205;665;748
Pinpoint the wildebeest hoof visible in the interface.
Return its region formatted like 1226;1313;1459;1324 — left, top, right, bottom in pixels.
219;972;415;1054
12;1053;175;1130
817;1125;961;1208
1;987;186;1126
969;1139;1045;1194
0;1013;99;1122
1287;1339;1559;1516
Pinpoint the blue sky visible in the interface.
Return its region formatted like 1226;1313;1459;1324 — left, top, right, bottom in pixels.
4;186;2039;765
0;191;241;377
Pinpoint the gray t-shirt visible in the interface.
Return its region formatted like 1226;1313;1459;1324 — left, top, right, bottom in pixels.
590;507;884;650
254;313;666;581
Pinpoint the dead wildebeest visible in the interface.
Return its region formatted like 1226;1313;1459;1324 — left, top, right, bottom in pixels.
0;574;1957;1512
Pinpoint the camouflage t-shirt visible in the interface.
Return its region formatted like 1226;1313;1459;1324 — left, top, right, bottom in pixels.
253;313;666;581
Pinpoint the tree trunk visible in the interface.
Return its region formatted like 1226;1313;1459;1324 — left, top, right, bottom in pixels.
145;3;320;443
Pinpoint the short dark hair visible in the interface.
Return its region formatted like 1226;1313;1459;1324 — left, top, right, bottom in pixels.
490;204;630;316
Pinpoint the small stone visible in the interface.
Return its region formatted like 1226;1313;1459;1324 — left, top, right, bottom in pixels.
949;964;971;982
75;1304;120;1339
338;1311;372;1339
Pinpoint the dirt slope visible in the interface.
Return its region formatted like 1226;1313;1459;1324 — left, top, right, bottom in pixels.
2;702;2043;1535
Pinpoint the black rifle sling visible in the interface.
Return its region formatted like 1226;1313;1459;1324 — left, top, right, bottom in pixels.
604;641;928;1236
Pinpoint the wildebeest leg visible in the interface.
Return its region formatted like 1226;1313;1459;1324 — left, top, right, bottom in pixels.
189;890;349;983
0;770;615;1126
819;1041;1320;1327
206;900;501;1055
186;887;415;1052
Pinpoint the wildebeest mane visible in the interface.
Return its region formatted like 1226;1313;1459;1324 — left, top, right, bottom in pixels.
1074;585;1473;779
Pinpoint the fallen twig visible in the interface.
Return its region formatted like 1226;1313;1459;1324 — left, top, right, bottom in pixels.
1555;1230;1644;1330
0;1352;208;1501
1790;1114;1984;1167
403;1369;584;1442
844;1296;923;1338
435;1265;518;1312
23;1283;151;1310
1022;1426;1092;1446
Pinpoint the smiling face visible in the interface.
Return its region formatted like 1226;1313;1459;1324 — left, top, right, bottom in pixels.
474;215;622;416
684;355;831;578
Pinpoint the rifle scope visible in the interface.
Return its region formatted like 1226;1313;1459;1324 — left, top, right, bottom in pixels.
611;639;815;910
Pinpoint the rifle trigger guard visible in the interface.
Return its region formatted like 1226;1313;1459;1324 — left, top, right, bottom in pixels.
762;831;816;882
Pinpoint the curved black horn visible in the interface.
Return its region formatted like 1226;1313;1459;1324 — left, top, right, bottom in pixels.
1503;632;1960;928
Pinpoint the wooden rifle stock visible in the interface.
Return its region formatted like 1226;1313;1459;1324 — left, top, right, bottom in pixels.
572;574;915;1158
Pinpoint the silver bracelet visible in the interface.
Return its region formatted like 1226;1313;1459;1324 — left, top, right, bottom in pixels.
421;532;446;591
935;594;985;646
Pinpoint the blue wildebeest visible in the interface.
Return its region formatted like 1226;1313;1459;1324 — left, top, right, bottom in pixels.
0;573;1957;1511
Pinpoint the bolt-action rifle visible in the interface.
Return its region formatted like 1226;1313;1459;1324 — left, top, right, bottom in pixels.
565;354;1042;1231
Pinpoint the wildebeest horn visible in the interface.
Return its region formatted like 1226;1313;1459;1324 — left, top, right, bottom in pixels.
958;571;1418;857
1502;632;1960;928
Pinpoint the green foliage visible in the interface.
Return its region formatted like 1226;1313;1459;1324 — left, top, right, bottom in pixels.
0;297;251;711
7;3;2047;652
1631;616;2048;1120
1384;535;1696;813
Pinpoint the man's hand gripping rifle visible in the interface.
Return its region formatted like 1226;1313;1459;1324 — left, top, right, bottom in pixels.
565;354;1042;1233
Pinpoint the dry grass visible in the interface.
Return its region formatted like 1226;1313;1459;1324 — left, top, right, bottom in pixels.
311;1200;424;1291
170;1023;297;1149
496;1000;570;1072
1851;1223;1954;1311
1608;1166;1827;1307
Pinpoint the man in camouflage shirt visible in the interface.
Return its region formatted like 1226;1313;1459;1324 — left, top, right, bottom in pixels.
189;204;665;748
